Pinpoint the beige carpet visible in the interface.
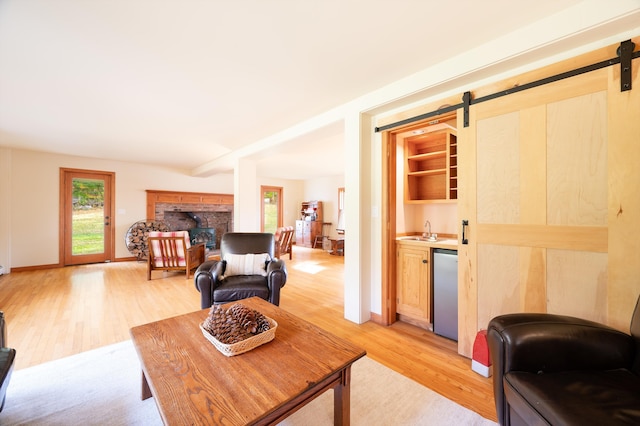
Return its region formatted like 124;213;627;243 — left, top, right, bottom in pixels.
0;340;496;425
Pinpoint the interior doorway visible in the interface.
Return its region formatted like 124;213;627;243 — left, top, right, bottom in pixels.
381;111;457;326
60;168;115;265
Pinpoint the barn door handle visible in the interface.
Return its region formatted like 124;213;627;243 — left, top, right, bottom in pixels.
462;220;469;245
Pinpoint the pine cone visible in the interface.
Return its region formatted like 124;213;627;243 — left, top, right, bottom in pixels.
203;303;271;344
255;311;271;333
227;303;258;334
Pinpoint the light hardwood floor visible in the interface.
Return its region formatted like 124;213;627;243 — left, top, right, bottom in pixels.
0;245;496;422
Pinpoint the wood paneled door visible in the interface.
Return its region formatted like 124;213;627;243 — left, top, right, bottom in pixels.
60;168;115;265
457;38;640;357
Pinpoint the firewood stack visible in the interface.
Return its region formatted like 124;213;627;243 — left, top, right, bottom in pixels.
125;220;170;260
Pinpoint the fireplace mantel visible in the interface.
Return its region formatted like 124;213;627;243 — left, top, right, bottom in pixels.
146;190;233;219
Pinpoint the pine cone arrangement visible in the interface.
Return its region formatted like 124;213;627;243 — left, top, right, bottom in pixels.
202;303;271;344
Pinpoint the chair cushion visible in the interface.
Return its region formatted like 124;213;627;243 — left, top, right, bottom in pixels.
148;231;190;267
505;369;640;425
213;276;270;303
221;253;270;279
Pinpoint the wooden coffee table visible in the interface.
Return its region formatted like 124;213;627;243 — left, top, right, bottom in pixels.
130;297;366;425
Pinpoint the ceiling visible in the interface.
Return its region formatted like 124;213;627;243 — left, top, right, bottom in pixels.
0;0;622;180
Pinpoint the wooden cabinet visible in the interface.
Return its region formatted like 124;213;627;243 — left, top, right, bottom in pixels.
295;220;324;248
404;124;457;203
300;200;323;222
396;241;431;326
296;201;324;248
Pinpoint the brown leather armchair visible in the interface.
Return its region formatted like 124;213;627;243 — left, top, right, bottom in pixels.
0;311;16;412
194;233;287;308
487;296;640;426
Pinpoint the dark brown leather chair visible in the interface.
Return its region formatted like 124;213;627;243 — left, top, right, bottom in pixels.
487;296;640;425
194;233;287;308
0;311;16;412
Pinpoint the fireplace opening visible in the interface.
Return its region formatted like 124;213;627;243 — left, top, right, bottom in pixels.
161;210;232;250
189;227;216;249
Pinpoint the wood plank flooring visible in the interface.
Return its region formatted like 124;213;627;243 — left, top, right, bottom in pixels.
0;245;496;422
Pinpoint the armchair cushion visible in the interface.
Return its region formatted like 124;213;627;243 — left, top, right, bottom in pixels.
221;253;270;279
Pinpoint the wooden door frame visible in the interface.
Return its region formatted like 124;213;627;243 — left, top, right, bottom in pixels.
380;109;459;326
59;168;116;266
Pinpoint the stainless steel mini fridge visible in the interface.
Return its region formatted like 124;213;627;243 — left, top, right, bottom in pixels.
433;249;458;341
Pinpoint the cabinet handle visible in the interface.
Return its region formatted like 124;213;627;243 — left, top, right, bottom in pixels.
422;259;427;264
462;220;469;245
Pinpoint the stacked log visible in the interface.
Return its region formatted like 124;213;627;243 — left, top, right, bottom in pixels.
125;220;170;260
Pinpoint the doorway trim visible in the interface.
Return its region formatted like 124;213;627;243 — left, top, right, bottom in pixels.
59;168;116;266
380;110;458;326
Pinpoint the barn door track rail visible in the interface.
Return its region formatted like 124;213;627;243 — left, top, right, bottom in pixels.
376;39;638;132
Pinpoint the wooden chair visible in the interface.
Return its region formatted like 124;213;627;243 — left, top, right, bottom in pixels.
147;231;205;280
274;226;294;260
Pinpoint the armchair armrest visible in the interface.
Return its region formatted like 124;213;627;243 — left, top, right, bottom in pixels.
266;259;287;306
488;313;635;426
0;311;5;349
488;313;634;374
194;260;220;309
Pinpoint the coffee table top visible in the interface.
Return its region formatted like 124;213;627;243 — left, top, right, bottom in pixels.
130;297;366;425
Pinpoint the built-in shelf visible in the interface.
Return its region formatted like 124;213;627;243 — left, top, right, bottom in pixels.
404;124;457;203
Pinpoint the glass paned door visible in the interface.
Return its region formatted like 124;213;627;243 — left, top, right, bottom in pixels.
71;178;105;255
62;169;114;265
261;186;282;234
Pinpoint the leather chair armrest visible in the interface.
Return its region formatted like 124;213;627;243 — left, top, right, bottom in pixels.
487;313;635;426
194;260;221;309
0;347;15;412
0;312;5;349
488;313;635;374
266;259;287;306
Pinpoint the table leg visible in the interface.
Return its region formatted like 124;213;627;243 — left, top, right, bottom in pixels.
333;366;352;426
141;370;152;400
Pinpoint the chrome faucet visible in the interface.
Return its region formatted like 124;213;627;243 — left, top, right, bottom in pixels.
423;220;431;238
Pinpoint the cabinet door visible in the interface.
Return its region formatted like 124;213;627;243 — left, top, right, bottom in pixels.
295;221;304;245
396;244;430;321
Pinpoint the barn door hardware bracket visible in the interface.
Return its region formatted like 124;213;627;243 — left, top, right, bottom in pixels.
462;91;471;128
618;40;635;92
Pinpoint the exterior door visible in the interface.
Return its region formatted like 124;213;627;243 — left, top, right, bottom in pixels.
261;186;282;234
61;168;115;265
457;39;640;356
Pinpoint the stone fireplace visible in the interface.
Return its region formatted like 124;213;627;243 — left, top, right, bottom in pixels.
146;190;234;250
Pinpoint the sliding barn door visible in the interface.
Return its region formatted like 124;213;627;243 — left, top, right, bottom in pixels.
457;39;640;356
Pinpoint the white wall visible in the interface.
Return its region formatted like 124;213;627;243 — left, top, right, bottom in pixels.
3;148;234;268
303;175;345;240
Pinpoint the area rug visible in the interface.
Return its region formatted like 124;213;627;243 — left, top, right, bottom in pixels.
0;341;496;425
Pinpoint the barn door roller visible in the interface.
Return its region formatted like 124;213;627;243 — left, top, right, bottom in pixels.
618;39;635;92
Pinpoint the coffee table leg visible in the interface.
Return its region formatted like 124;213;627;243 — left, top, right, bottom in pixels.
333;366;352;426
141;370;152;400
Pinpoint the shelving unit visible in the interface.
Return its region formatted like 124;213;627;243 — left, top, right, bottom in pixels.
404;124;457;203
296;201;325;248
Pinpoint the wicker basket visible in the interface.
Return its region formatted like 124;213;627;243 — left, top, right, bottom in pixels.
199;317;278;357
